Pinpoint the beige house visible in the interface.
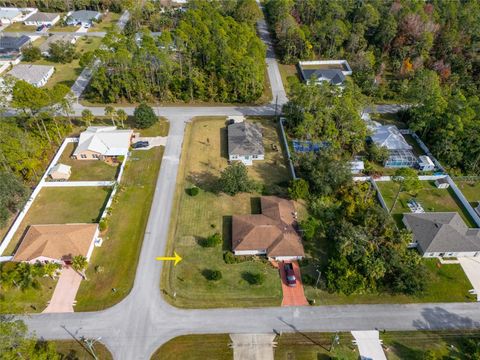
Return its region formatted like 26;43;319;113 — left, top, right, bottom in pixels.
73;126;133;161
48;163;71;180
12;224;99;264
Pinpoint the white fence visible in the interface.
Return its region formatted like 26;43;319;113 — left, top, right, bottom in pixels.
447;176;480;227
43;181;115;187
279;118;297;180
99;154;128;220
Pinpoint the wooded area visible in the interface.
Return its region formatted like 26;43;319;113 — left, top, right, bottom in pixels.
84;1;266;104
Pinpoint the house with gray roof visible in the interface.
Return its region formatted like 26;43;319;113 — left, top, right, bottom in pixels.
66;10;101;26
228;121;264;166
7;64;54;87
39;34;77;56
0;35;31;60
403;212;480;258
299;60;352;87
24;12;60;26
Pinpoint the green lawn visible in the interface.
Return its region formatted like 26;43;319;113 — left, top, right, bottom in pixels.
50;24;80;32
151;335;232;360
456;181;480;204
302;258;476;305
275;332;358;360
278;63;301;96
382;331;480;360
88;12;120;32
75;147;164;311
3;186;111;256
54;340;112;360
54;142;119;181
161;117;291;308
376;180;476;228
0;276;55;314
3;22;37;32
26;36;102;88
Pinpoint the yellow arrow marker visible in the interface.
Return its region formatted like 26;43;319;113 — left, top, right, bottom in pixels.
156;251;182;266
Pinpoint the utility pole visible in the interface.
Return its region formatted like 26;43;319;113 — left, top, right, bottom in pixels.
329;332;340;352
315;269;321;288
82;336;102;360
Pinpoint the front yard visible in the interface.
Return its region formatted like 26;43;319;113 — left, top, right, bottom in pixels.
151;335;232;360
75;146;164;311
161;117;291;308
376;180;476;228
88;11;121;32
3;186;110;256
55;142;119;181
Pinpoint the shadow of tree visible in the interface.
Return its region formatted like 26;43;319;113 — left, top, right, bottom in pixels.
413;306;480;330
250;197;261;214
219;126;228;160
187;171;219;193
222;216;232;251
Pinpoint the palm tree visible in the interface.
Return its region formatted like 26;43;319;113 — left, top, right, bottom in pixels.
0;268;19;290
42;262;60;279
72;255;88;280
116;109;128;128
81;109;95;127
16;263;40;290
105;106;116;126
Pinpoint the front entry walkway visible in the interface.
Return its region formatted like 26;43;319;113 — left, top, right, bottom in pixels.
459;257;480;301
278;261;308;306
43;266;83;313
229;333;276;360
351;330;387;360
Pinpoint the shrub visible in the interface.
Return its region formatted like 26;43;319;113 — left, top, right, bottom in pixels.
288;178;309;200
218;162;255;195
22;46;41;61
133;103;157;129
188;186;199;196
201;232;222;247
99;219;108;232
242;271;265;285
202;269;222;281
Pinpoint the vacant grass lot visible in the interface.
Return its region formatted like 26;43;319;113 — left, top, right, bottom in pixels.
376;180;476;228
303;258;475;305
161;117;291;308
278;63;300;96
55;142;119;181
151;335;232;360
456;181;480;204
88;11;120;32
75;147;164;311
275;332;358;360
27;36;102;88
382;331;480;360
3;186;110;256
0;276;55;314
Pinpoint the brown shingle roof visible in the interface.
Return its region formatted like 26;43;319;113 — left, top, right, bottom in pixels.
12;224;98;262
232;196;304;257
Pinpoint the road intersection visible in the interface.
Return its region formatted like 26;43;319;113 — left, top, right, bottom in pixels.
10;5;480;359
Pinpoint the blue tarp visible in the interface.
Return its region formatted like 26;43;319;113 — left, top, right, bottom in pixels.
292;140;328;153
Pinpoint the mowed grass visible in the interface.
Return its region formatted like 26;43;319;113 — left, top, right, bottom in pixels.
54;142;119;181
456;181;480;204
376;180;476;228
275;332;358;360
75;147;164;311
88;11;120;32
0;276;55;314
3;186;110;256
302;258;476;305
278;63;301;96
151;335;232;360
54;340;113;360
161;117;291;308
27;36;102;88
382;331;480;360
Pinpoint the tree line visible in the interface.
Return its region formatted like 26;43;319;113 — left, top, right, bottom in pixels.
84;1;266;104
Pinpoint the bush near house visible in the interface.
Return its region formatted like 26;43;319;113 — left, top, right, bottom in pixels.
133;103;157;129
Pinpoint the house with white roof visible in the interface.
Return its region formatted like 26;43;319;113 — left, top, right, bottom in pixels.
369;125;417;168
72;126;133;161
0;8;22;24
24;12;60;26
7;64;54;87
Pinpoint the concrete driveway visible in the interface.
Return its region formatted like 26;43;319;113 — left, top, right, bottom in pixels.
279;261;308;306
352;331;387;360
459;257;480;301
230;333;276;360
43;267;82;313
133;136;167;150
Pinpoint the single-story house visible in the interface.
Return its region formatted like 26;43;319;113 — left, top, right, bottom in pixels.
39;34;77;56
72;126;133;161
435;177;450;189
49;163;71;180
0;7;22;24
403;212;480;258
7;64;54;87
24;11;60;26
299;60;352;86
228;121;264;166
232;196;305;261
0;35;31;61
350;160;364;174
369;125;417;168
66;10;101;26
418;155;435;171
12;223;99;264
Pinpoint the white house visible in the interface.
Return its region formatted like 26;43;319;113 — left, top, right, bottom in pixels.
72;126;133;161
227;121;264;166
369;125;417;168
435;177;450;189
418;155;435;171
24;12;60;26
66;10;101;26
0;8;22;24
299;60;352;86
7;64;54;87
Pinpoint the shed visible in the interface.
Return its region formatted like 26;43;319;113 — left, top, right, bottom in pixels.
350;160;364;174
435;177;450;189
49;163;71;180
418;155;435;171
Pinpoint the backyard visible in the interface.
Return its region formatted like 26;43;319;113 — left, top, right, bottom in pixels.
75;146;164;311
161;117;291;308
3;186;111;256
456;180;480;205
55;142;119;181
376;180;476;228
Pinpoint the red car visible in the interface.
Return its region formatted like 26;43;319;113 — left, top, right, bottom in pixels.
284;263;296;287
